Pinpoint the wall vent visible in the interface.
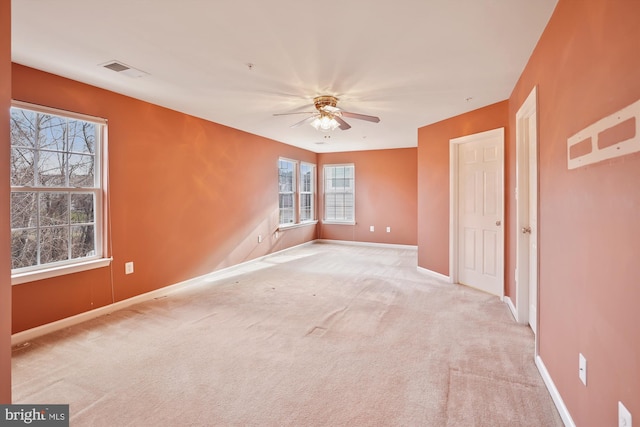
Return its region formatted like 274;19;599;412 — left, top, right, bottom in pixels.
100;60;149;78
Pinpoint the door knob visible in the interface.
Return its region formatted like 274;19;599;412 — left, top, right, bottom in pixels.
522;226;532;234
495;220;501;226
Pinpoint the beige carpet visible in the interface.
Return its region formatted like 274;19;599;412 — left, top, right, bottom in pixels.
11;242;562;426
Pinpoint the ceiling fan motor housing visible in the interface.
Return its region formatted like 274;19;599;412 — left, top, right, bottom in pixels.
313;95;339;112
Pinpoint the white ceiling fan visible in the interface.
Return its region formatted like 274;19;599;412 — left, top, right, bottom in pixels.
274;95;380;132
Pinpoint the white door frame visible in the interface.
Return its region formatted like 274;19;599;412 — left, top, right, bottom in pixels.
515;86;538;327
449;127;505;297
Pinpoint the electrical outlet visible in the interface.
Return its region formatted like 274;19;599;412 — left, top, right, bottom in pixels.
579;353;587;386
258;235;263;243
370;225;375;232
386;226;391;233
125;262;134;275
619;401;632;427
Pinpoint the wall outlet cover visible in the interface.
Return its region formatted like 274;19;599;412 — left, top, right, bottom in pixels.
579;353;587;386
619;401;632;427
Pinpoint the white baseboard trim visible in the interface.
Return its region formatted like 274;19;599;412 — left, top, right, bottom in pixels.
317;239;417;250
416;266;450;282
12;240;316;346
504;295;517;322
535;355;575;427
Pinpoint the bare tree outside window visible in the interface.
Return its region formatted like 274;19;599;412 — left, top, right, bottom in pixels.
10;105;102;271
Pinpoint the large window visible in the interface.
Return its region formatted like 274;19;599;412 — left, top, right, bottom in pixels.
323;164;355;223
10;102;106;275
278;159;296;225
279;158;316;226
299;162;315;222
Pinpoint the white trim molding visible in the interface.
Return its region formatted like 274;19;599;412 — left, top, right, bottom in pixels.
12;258;113;286
503;295;517;321
536;355;576;427
317;239;417;250
417;266;450;282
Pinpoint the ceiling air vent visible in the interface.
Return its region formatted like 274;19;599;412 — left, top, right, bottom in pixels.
100;60;149;78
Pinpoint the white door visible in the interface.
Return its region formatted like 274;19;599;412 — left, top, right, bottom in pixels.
515;87;538;334
456;130;504;297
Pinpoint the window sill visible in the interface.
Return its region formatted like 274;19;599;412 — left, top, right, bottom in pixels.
322;221;356;225
278;220;318;231
11;257;113;286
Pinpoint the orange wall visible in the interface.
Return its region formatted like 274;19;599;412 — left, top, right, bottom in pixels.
417;101;509;276
0;0;12;403
318;148;417;246
11;64;317;333
510;0;640;425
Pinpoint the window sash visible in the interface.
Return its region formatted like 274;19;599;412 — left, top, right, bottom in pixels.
10;102;105;274
299;163;315;222
324;164;355;222
278;159;297;225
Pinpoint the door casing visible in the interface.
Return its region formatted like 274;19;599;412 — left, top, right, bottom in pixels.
515;86;539;334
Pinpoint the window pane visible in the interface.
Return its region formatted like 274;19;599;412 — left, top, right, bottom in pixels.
325;193;337;220
68;120;96;154
40;193;69;226
71;193;95;224
40;226;69;264
10;108;38;148
39;115;67;151
300;194;312;221
69;153;95;187
11;147;35;186
71;225;95;259
279;160;294;192
38;150;66;186
279;193;294;224
11;229;38;269
11;192;37;229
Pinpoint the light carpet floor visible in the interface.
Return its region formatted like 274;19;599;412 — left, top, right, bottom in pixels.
11;242;562;426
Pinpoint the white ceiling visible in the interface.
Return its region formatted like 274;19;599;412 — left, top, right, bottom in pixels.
11;0;557;153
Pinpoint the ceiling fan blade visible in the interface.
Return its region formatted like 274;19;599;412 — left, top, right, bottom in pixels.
334;116;351;130
273;111;315;116
321;105;341;114
340;111;380;123
290;115;317;128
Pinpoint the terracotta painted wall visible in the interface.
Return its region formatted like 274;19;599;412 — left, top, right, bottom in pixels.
417;101;509;276
318;148;417;246
11;64;318;333
510;0;640;425
0;0;12;404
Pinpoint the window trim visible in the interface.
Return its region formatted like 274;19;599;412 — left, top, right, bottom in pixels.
299;161;316;223
323;163;356;224
10;100;111;284
278;158;298;226
11;257;113;286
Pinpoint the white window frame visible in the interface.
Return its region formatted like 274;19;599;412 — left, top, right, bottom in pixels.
323;164;355;224
278;158;297;226
299;162;316;223
10;101;111;285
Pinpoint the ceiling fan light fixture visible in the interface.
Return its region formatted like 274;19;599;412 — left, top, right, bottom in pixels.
310;113;339;132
